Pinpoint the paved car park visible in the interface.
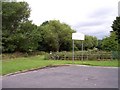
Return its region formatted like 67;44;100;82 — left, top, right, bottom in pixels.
2;65;118;88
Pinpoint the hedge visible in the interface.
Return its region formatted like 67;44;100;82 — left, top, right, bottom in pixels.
45;51;112;60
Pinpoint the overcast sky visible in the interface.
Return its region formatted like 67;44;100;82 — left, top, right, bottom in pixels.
17;0;119;39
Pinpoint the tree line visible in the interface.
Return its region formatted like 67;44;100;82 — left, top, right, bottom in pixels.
2;2;119;53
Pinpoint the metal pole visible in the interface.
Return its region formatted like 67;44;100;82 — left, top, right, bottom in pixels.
72;40;74;64
81;40;83;61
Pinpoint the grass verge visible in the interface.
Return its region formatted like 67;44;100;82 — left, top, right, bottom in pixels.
2;55;118;75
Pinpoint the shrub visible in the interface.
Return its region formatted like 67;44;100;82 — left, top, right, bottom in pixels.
45;51;112;61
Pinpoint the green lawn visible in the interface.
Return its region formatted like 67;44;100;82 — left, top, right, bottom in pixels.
2;55;118;75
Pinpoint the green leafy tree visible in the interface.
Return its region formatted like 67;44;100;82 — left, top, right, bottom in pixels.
74;35;98;50
83;35;98;50
102;32;118;51
2;2;30;33
2;2;34;52
38;24;59;51
111;16;120;43
97;40;102;50
16;21;41;52
38;20;75;52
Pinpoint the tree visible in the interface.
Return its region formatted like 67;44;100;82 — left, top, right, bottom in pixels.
74;35;98;50
102;32;118;51
38;23;59;51
83;35;98;50
2;2;30;33
97;40;102;50
2;2;33;52
16;21;41;52
111;16;120;43
38;20;75;52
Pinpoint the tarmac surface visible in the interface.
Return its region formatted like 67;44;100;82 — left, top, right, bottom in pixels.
2;65;118;88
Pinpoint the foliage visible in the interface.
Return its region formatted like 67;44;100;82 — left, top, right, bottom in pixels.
2;51;46;60
2;21;41;52
2;2;41;53
2;2;31;52
16;21;41;52
111;51;119;59
74;35;98;50
97;40;102;50
102;32;118;51
111;16;120;43
45;51;112;60
3;1;117;53
111;17;120;58
38;20;75;52
2;2;30;32
83;35;98;50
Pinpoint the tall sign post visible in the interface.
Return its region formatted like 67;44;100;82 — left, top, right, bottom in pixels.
72;33;85;64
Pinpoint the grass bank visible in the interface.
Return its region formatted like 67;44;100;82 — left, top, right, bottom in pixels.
2;55;118;75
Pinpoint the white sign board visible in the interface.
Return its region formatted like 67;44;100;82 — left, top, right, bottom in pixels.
72;33;85;40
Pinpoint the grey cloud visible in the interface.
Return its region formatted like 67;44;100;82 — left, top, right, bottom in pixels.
92;32;110;40
73;8;113;28
71;7;115;39
73;20;104;28
89;7;115;18
79;30;110;40
72;24;111;39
